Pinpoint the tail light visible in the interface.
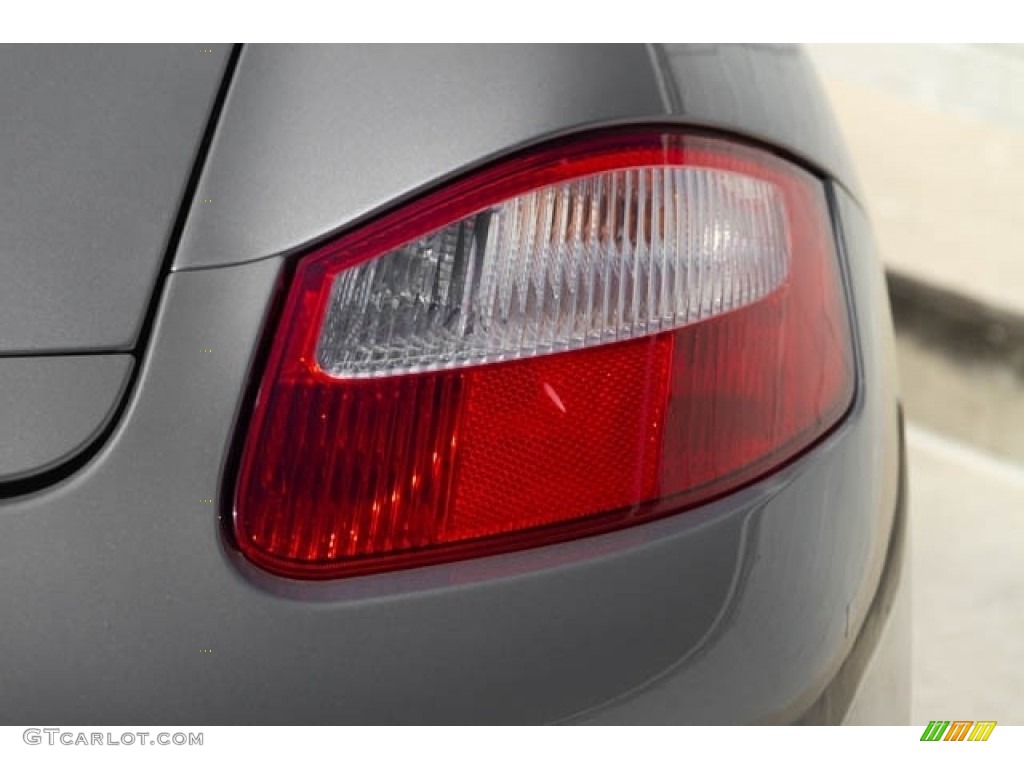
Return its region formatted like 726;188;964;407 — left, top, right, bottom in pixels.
232;130;854;579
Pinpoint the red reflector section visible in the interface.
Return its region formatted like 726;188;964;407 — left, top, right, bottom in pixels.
232;130;854;579
452;335;673;540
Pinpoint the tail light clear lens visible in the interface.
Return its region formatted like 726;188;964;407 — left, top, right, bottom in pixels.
232;130;854;579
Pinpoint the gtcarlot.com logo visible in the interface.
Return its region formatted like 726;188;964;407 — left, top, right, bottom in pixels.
23;728;203;746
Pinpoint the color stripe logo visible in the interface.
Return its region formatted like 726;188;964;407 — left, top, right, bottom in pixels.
920;721;996;741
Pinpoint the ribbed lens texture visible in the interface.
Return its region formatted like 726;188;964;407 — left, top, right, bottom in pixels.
246;376;464;561
242;336;673;564
317;168;790;378
233;132;855;579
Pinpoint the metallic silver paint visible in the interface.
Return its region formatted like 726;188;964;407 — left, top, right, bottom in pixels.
0;44;905;723
570;184;901;724
0;356;132;482
174;44;858;273
660;45;859;195
0;221;899;720
173;44;668;270
843;548;910;724
0;44;230;354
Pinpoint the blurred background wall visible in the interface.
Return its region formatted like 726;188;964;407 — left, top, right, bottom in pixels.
810;44;1024;315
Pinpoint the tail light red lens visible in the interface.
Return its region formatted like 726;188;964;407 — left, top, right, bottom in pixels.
232;130;854;579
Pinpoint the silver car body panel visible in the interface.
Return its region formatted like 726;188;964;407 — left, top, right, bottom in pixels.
0;45;904;724
0;355;132;482
173;44;856;272
0;44;230;354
